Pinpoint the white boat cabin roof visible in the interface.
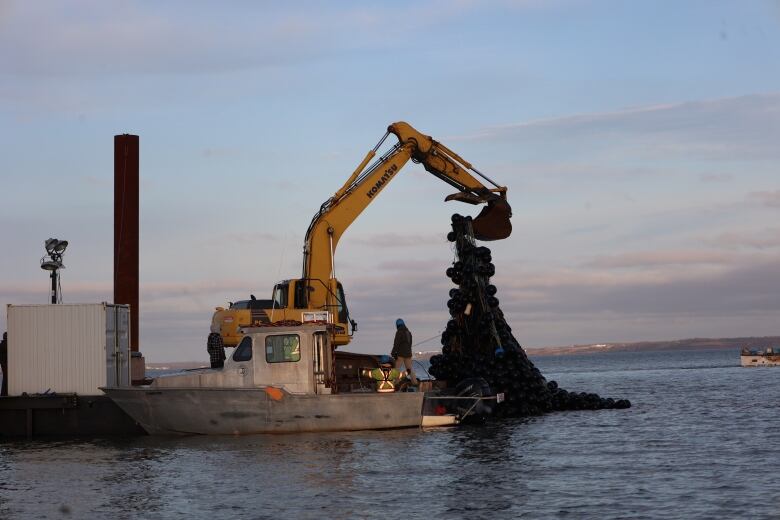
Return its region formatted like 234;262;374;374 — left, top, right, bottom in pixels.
152;323;332;395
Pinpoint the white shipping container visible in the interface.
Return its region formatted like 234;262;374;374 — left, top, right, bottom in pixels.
7;303;131;396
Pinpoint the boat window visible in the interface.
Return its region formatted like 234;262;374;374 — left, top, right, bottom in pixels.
233;336;253;362
266;334;301;363
294;280;307;309
272;283;289;309
336;282;348;324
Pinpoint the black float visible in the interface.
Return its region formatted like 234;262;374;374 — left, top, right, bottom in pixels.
429;214;631;418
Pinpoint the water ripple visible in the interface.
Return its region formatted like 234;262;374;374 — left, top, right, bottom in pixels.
1;350;778;519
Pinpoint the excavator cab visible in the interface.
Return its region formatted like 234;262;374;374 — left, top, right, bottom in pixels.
268;279;353;347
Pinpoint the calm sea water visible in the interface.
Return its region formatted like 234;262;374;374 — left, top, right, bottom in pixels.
1;349;778;520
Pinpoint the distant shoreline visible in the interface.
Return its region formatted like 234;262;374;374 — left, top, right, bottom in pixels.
146;335;780;367
523;335;780;357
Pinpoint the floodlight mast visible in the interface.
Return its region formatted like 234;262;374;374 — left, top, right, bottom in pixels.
40;238;67;304
50;265;58;304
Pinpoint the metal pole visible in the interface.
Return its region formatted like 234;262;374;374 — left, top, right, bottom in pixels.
114;134;140;352
50;270;57;304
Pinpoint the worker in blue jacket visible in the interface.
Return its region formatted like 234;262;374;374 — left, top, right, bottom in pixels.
391;319;418;385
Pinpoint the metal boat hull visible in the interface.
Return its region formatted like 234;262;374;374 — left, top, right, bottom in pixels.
103;387;425;435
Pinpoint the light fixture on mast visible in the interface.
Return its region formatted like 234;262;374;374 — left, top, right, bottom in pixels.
40;238;68;304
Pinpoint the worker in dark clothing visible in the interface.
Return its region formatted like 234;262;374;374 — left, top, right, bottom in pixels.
391;319;418;385
1;332;8;396
207;331;226;369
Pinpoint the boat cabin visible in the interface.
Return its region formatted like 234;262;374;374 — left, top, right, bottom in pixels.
152;324;385;394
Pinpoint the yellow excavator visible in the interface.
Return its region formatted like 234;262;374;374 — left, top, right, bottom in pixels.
211;121;512;347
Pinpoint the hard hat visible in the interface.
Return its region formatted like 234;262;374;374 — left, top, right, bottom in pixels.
395;318;405;327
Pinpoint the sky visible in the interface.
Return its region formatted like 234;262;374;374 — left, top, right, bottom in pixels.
1;0;779;362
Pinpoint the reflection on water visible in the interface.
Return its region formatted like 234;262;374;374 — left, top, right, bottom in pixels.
1;350;777;519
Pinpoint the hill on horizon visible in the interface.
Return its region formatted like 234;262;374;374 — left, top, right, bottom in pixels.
523;335;780;357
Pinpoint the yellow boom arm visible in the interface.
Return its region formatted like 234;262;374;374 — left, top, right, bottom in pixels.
299;121;512;314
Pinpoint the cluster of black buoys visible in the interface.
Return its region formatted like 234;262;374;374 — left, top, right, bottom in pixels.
429;214;630;418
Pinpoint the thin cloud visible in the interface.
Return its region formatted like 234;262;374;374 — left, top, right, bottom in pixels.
586;249;736;269
0;1;543;78
114;253;780;359
748;190;780;208
706;228;780;250
448;93;780;162
0;279;253;302
699;173;733;183
216;232;285;244
5;253;778;359
497;256;780;316
0;3;330;76
201;147;242;158
82;175;110;186
375;259;450;272
352;232;447;248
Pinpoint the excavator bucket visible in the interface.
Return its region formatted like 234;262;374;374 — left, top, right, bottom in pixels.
472;198;512;241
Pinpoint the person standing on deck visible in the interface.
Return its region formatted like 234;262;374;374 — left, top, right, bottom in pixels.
391;319;418;385
207;323;226;369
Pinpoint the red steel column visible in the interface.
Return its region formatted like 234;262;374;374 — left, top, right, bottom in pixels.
114;134;139;352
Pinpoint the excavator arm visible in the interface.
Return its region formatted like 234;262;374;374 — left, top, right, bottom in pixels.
390;122;512;241
299;121;512;316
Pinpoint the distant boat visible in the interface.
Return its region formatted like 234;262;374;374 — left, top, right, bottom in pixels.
740;347;780;367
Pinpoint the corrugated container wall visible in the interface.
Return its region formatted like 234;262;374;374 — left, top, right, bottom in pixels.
7;303;131;396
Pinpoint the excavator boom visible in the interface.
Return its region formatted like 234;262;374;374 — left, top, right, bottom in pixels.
388;121;511;240
299;122;512;325
309;121;512;266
